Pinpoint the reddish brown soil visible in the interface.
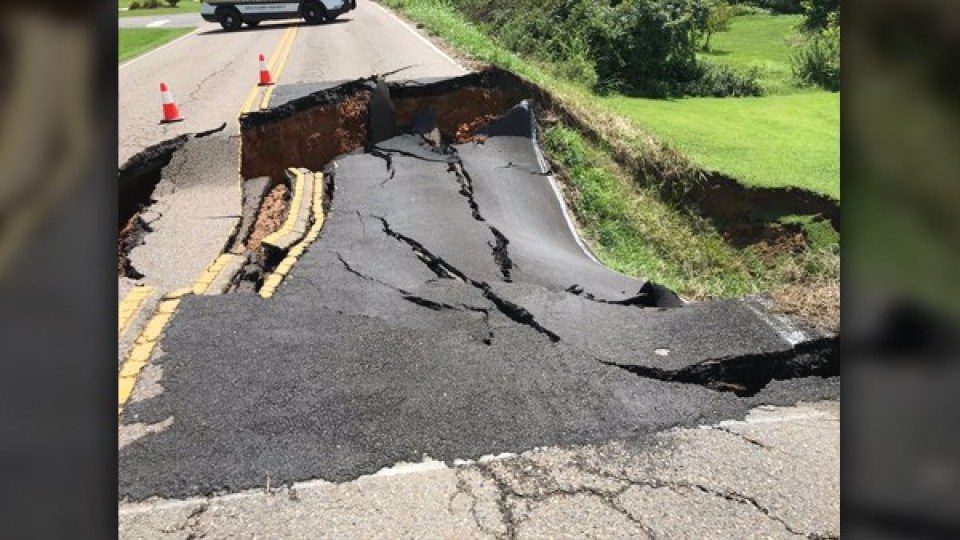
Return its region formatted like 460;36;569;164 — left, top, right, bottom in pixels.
118;213;144;276
242;95;370;179
394;87;525;143
246;184;290;251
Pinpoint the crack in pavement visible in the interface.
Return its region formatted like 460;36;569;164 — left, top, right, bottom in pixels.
474;455;820;540
338;252;496;345
713;425;773;450
374;215;560;342
449;159;515;282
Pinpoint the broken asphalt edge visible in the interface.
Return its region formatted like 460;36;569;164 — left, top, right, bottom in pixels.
118;123;241;417
260;170;327;298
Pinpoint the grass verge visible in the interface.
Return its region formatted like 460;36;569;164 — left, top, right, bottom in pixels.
119;28;193;63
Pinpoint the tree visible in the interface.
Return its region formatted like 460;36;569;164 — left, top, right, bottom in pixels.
800;0;839;31
701;1;734;51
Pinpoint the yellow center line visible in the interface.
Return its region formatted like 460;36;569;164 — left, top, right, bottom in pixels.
118;285;154;337
239;25;298;116
259;24;299;110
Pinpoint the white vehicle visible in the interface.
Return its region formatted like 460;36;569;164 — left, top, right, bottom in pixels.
201;0;357;31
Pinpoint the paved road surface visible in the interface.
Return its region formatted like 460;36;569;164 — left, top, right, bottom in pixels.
120;401;840;539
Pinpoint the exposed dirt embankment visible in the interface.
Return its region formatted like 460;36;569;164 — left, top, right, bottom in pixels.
696;172;840;233
239;70;531;179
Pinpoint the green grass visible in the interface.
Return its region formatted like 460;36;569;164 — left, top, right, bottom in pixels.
701;14;806;95
119;28;193;62
601;91;840;198
119;0;201;18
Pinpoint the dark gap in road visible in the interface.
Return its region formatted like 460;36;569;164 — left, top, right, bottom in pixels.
369;148;396;185
117;134;190;278
194;122;228;139
374;216;466;282
449;160;515;282
402;296;460;311
337;252;411;295
602;336;839;396
488;227;513;282
231;179;293;293
565;281;683;308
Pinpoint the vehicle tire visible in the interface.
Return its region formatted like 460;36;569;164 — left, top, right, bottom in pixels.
218;7;242;31
245;19;261;28
301;1;326;24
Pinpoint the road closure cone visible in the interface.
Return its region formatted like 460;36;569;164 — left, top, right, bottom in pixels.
258;54;274;86
159;82;183;124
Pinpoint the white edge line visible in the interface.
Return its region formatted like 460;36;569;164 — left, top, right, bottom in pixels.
525;101;695;305
742;297;808;346
368;1;465;72
525;102;603;266
119;27;200;70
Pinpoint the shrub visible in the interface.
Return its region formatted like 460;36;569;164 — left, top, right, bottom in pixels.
684;63;764;97
791;24;839;90
451;0;710;96
129;1;142;9
730;3;769;15
740;0;803;14
142;0;163;8
167;0;180;7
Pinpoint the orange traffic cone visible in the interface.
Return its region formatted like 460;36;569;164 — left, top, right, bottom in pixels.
159;82;183;123
258;54;274;86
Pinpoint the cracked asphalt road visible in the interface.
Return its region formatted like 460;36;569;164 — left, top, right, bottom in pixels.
119;102;839;503
119;402;840;539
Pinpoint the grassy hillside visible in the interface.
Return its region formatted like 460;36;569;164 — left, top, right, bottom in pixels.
602;91;839;198
702;13;805;94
